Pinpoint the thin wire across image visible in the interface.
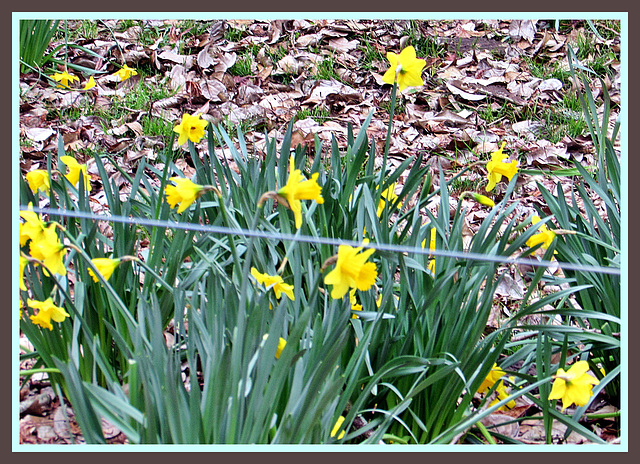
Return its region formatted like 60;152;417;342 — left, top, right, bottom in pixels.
23;206;621;276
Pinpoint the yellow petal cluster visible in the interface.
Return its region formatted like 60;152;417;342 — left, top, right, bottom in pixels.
250;267;295;301
275;337;287;359
485;143;518;192
421;227;437;274
477;363;506;394
25;170;50;194
476;363;516;411
382;46;426;91
113;64;138;82
51;71;79;88
173;113;208;146
526;215;556;250
376;183;401;217
28;224;67;276
19;256;28;291
349;288;363;319
88;258;122;283
330;416;346;439
324;244;377;299
83;76;96;90
19;207;46;247
277;156;324;229
548;360;599;411
60;156;91;192
165;177;205;214
27;298;70;331
489;379;516;411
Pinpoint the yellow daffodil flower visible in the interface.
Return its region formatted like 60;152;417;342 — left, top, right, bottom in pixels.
349;288;363;318
421;227;437;274
29;224;67;276
173;113;208;146
330;416;346;439
489;378;516;411
485;142;518;192
382;46;426;91
277;156;324;229
526;215;556;250
19;256;28;291
51;71;79;88
83;76;96;90
324;244;377;299
113;64;138;82
27;298;70;331
250;267;295;301
549;361;599;411
477;363;506;394
60;155;91;192
25;169;50;194
275;337;287;359
165;177;205;213
88;258;122;283
19;207;46;246
376;183;401;217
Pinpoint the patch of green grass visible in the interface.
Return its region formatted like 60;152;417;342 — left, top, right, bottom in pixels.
590;19;621;40
312;54;342;82
357;34;385;71
294;106;331;124
449;176;477;196
265;44;289;63
219;115;259;137
561;92;582;114
228;51;254;77
539;107;587;142
179;20;214;39
72;20;98;40
478;103;518;125
47;103;87;125
402;20;448;59
523;57;572;85
224;25;245;43
140;115;174;138
120;78;174;111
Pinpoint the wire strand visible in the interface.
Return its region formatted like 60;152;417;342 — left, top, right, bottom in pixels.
23;206;620;276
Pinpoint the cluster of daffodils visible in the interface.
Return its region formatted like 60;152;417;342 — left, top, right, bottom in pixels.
49;63;137;91
476;143;559;254
51;70;95;90
25;155;92;195
19;206;68;330
20;153;137;331
19;202;129;329
166;112;378;327
478;360;600;412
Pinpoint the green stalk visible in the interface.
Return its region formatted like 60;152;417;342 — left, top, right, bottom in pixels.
380;82;398;186
20;367;62;376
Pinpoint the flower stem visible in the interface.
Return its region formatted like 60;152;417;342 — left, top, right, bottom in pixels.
380;82;398;186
